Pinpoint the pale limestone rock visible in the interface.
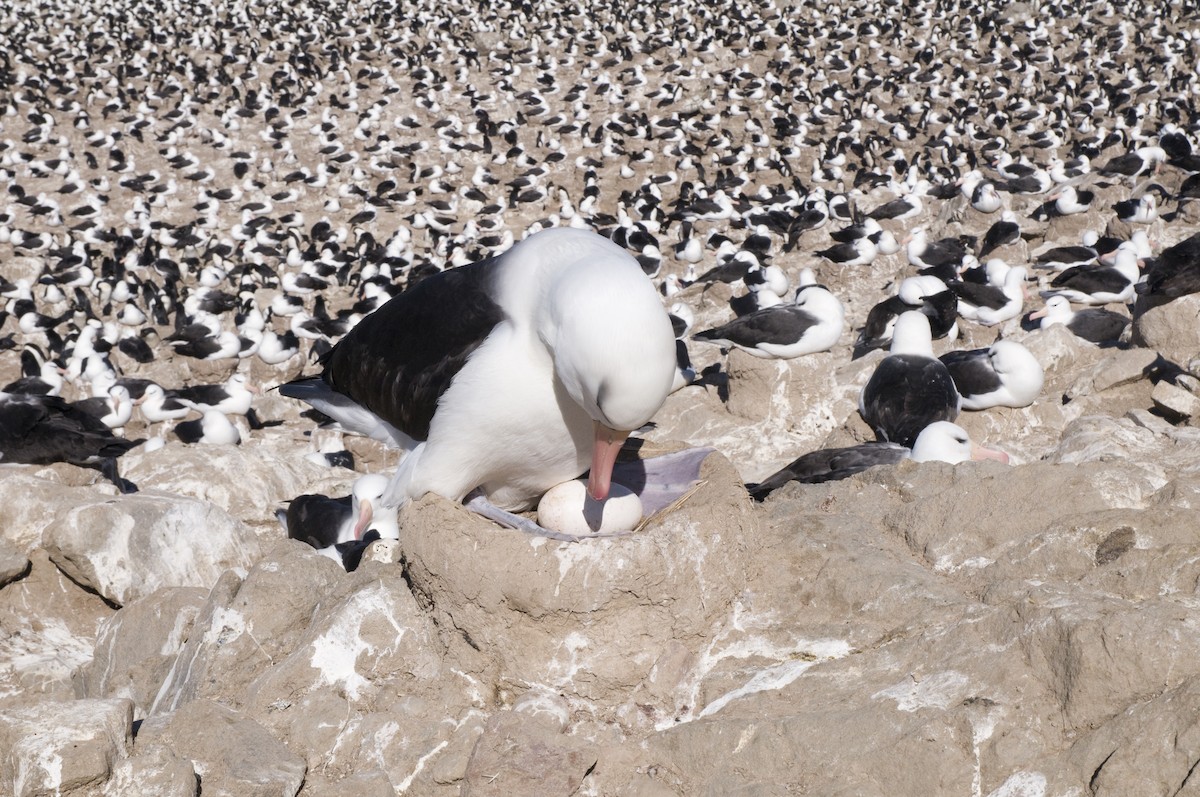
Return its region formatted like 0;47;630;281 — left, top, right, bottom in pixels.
1132;293;1200;364
102;745;198;797
1152;380;1200;420
462;711;597;797
0;538;30;587
0;698;133;797
140;541;480;795
1051;415;1200;495
44;493;264;607
1065;347;1158;399
0;552;115;706
76;587;208;717
293;771;395;797
136;700;305;797
145;542;344;715
119;439;351;526
0;475;84;553
1055;678;1200;797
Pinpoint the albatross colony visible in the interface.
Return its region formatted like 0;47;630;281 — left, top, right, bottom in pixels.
3;0;1200;792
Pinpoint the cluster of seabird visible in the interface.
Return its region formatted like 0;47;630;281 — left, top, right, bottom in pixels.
2;0;1200;557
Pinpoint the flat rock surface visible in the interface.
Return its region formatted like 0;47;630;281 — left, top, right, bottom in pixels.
0;698;133;797
137;700;306;797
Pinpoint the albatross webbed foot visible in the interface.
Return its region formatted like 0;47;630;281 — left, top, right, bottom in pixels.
464;493;594;542
99;457;139;494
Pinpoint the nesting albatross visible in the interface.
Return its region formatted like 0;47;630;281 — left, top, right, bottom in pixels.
281;227;704;538
746;421;1008;499
859;311;962;448
278;473;397;551
691;281;844;359
939;340;1044;410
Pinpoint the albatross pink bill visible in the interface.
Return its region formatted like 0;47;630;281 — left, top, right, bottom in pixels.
352;499;374;540
970;443;1010;464
587;422;629;501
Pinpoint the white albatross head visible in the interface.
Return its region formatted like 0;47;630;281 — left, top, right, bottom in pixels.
350;473;398;541
889;311;936;358
534;232;677;500
986;340;1045;406
910;421;1009;464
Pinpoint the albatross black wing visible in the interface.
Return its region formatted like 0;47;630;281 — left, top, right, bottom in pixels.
747;441;909;499
311;255;507;441
0;392;140;491
860;355;960;448
694;305;820;349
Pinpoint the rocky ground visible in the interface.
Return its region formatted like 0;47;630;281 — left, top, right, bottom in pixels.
3;0;1200;795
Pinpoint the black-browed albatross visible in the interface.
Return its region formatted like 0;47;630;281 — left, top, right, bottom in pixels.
281;227;702;537
0;391;142;492
746;421;1008;499
859;311;962;448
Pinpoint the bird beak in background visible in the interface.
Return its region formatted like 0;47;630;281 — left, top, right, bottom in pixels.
588;422;630;501
352;499;374;539
248;383;262;395
970;443;1010;464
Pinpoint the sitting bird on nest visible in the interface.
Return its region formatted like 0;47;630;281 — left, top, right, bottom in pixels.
281;227;710;541
747;421;1008;499
859;312;962;448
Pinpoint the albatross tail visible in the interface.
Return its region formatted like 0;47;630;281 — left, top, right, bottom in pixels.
278;376;418;449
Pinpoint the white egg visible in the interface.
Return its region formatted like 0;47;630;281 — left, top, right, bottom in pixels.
536;480;643;536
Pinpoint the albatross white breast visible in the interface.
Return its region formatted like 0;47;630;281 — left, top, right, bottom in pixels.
281;227;677;514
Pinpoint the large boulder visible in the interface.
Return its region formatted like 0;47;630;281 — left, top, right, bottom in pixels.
0;698;133;797
76;587;209;717
1132;293;1200;365
119;437;354;526
136;700;305;797
43;493;266;607
0;552;116;707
